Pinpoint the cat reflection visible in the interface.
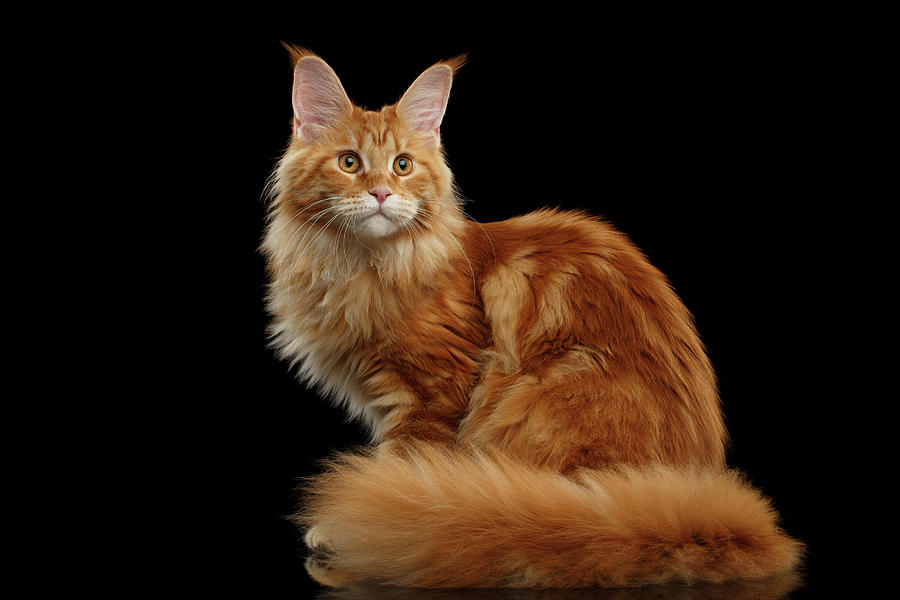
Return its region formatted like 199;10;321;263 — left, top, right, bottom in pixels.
316;571;802;600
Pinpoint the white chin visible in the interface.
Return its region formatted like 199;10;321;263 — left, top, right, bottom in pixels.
357;214;400;238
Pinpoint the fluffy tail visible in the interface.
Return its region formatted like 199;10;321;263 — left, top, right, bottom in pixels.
297;446;803;589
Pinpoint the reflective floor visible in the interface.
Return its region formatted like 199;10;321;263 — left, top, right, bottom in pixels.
313;571;804;600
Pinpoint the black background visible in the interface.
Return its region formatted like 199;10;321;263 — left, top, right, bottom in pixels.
119;13;875;599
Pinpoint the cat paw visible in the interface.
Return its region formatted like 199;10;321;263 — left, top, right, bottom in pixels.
304;526;352;587
303;525;333;552
305;552;353;587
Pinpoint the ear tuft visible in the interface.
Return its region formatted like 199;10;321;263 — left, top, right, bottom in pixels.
441;54;468;76
287;46;352;142
397;58;464;147
282;42;318;66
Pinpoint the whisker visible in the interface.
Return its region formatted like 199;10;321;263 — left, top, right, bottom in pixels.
458;204;496;259
353;226;380;259
278;208;334;267
345;208;381;258
280;205;344;267
276;197;343;265
416;208;478;306
400;218;424;256
288;207;345;274
337;215;354;275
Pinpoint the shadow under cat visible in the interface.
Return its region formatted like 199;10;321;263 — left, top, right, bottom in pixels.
315;570;803;600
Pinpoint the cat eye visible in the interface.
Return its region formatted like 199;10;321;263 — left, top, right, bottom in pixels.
393;155;414;176
338;152;362;173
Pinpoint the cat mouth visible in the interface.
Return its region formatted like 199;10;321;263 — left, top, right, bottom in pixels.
355;206;402;238
360;208;394;223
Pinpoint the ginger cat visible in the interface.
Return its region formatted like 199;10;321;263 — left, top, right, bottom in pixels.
262;46;802;588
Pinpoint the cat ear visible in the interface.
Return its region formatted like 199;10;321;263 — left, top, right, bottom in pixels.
397;58;462;147
291;54;352;142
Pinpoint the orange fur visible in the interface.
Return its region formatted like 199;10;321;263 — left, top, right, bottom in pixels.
298;447;802;588
263;47;802;588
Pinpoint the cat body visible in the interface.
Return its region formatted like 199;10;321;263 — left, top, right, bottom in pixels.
263;47;801;588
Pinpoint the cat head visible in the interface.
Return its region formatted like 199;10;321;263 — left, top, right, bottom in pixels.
270;47;465;245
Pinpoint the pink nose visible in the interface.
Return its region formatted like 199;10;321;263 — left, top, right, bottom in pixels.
369;187;392;204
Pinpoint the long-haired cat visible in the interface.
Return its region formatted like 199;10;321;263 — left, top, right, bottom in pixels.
262;46;802;588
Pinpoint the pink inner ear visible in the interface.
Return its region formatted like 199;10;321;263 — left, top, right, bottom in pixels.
397;65;453;139
292;57;351;139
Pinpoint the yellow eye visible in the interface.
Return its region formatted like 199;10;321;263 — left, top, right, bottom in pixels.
393;155;414;176
338;152;361;173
